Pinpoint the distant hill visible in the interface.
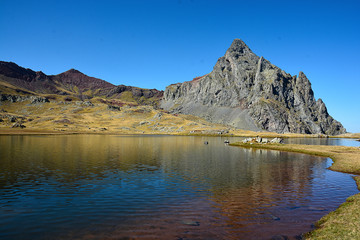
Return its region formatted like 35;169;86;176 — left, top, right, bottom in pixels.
0;61;163;106
161;39;346;135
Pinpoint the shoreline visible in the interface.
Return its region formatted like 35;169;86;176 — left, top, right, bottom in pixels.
1;128;359;139
230;142;360;239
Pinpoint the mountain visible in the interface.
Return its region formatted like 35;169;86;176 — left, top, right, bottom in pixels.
0;61;163;106
161;39;346;135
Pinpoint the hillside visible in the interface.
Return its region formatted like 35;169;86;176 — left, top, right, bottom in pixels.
0;61;237;135
0;61;163;107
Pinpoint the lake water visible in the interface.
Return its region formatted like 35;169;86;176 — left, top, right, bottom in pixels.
284;137;360;147
0;135;358;240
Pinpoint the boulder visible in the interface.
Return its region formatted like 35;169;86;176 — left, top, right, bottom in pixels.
270;137;284;144
11;122;26;128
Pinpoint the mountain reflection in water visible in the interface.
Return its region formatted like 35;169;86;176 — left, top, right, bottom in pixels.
0;135;357;240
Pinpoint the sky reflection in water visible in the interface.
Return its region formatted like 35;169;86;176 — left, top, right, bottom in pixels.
0;135;358;240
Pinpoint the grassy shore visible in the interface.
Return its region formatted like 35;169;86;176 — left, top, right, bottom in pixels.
230;142;360;239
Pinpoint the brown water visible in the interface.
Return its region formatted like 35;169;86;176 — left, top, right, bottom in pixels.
0;135;358;240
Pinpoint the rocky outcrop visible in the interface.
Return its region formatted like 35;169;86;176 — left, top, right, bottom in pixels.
161;39;346;135
0;94;49;103
242;137;284;144
106;85;163;99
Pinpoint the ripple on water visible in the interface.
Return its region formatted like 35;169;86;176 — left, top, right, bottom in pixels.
0;135;358;240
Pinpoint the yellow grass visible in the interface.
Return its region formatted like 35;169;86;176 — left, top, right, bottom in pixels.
0;100;237;135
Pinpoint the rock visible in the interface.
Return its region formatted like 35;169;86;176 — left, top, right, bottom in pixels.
242;137;283;144
8;116;17;122
1;94;49;104
153;112;163;120
83;101;94;107
29;96;49;104
76;101;94;107
270;137;284;144
161;39;346;135
139;121;150;125
242;137;254;143
107;105;120;111
12;122;26;128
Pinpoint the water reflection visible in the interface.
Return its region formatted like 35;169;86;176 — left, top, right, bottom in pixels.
0;135;358;240
284;137;360;147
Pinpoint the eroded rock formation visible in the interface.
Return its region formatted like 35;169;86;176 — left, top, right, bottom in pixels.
161;39;345;135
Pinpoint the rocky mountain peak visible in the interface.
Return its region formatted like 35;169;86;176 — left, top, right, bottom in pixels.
54;69;115;91
64;68;82;74
161;39;346;135
232;39;254;54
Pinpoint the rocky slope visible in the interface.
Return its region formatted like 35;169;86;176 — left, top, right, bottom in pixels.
0;61;163;107
161;39;346;135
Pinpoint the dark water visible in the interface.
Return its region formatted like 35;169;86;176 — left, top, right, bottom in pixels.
0;135;358;240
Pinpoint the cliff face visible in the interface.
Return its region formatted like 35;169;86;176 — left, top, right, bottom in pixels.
161;39;346;135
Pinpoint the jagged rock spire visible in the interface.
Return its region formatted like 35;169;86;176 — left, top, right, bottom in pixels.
161;39;346;135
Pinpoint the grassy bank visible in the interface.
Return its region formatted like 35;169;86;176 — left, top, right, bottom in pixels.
230;142;360;239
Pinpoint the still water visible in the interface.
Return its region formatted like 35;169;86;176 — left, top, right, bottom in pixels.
0;135;358;240
284;137;360;147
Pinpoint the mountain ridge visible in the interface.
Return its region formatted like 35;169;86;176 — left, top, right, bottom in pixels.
0;61;163;106
161;39;346;135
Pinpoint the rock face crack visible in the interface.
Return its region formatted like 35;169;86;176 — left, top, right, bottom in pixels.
161;39;346;135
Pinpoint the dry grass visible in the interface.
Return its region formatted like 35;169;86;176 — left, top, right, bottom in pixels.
230;142;360;239
0;100;237;135
336;132;360;139
1;99;358;139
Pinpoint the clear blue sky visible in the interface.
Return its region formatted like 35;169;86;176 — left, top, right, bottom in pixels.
1;0;359;132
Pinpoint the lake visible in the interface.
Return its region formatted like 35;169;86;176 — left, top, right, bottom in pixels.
0;135;358;240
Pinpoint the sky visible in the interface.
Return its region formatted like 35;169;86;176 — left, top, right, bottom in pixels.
0;0;359;132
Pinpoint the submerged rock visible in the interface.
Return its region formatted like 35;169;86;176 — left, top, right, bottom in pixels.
181;220;200;226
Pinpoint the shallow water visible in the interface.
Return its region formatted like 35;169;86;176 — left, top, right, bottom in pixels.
284;137;360;147
0;135;358;240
